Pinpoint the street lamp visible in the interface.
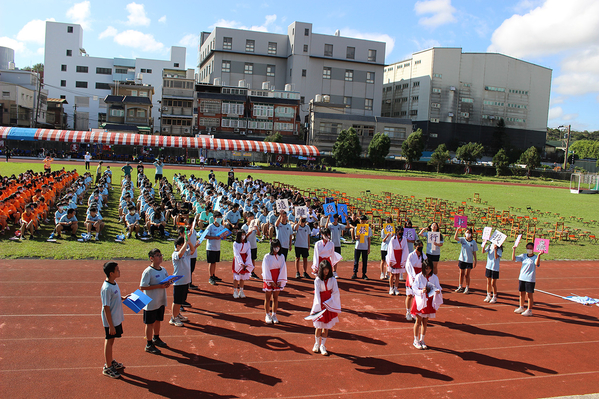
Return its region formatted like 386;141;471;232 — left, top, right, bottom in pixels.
558;124;571;170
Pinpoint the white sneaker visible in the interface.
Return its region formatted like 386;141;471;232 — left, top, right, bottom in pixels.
238;289;246;298
420;340;428;350
464;287;470;294
489;296;497;304
514;306;525;314
265;314;273;324
271;314;279;324
169;317;183;327
413;339;422;349
320;344;328;356
177;314;188;322
380;273;386;280
233;289;239;299
521;309;533;317
389;288;395;295
406;311;413;321
394;288;400;296
312;342;320;353
484;294;491;302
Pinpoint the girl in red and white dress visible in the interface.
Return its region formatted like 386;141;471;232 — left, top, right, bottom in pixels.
311;227;343;277
232;231;254;299
410;258;442;350
262;239;287;324
385;226;408;296
404;239;427;321
310;260;341;356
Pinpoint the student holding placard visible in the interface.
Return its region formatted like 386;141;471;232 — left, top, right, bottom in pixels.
100;261;129;379
512;242;542;317
232;231;254;299
411;258;442;350
419;222;444;275
275;211;293;260
404;220;416;253
140;248;170;354
481;242;503;303
386;226;407;295
405;240;426;321
241;212;260;279
205;211;225;286
169;235;196;327
453;227;478;294
352;215;371;280
293;217;311;279
309;260;341;356
312;227;343;277
262;239;288;324
327;214;346;258
380;218;394;280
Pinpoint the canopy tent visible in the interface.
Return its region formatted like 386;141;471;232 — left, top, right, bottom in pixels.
1;127;319;156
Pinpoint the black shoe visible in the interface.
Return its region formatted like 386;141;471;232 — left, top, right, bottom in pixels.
295;272;301;279
362;275;369;280
152;337;168;348
303;272;311;279
183;301;191;307
251;272;259;279
213;275;222;282
189;283;198;290
351;274;358;280
145;343;161;354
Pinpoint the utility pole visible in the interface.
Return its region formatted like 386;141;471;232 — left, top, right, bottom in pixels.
562;124;571;170
73;104;77;130
34;72;43;127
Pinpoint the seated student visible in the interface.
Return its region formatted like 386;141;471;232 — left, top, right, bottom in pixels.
0;199;9;234
224;203;243;232
149;206;166;238
119;193;134;223
34;196;50;224
20;203;37;240
85;207;105;240
56;208;78;238
125;206;141;239
52;202;68;238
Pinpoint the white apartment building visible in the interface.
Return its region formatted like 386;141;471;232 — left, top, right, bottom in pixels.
0;69;48;126
198;21;385;121
44;21;186;131
382;47;552;150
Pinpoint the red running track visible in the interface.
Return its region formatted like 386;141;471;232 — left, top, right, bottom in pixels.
1;259;598;398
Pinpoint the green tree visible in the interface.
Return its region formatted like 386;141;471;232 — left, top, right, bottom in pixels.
569;140;599;159
332;127;362;167
368;132;391;166
492;118;506;153
456;142;484;165
401;129;425;169
22;63;44;73
428;143;450;173
264;132;283;142
518;146;541;178
492;148;510;176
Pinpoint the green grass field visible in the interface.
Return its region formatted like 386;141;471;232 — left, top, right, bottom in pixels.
1;160;597;261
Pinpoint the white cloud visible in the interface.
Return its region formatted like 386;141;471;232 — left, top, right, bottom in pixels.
16;18;55;44
113;30;163;52
414;0;457;28
158;15;166;24
561;46;599;74
562;113;579;121
36;47;44;55
340;28;395;57
126;2;150;27
210;14;278;32
548;106;563;120
488;0;599;58
99;26;117;39
179;34;196;47
0;37;27;53
512;0;545;13
550;96;564;105
553;72;599;96
411;38;441;52
66;1;91;30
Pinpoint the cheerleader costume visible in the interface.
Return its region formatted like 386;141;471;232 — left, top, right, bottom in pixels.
311;277;342;329
262;253;287;291
385;235;408;275
404;250;427;296
410;273;443;318
232;241;254;281
311;239;343;274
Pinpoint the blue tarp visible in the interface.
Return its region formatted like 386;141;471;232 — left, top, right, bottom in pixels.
6;128;37;141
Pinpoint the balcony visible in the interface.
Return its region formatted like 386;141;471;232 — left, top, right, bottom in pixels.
125;116;150;125
162;106;193;116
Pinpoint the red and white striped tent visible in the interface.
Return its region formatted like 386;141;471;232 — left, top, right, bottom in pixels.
1;127;320;156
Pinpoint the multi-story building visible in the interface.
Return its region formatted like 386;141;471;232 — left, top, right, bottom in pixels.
46;98;68;129
197;21;385;120
0;68;48;126
382;47;551;150
160;68;195;136
103;81;154;133
307;98;412;155
0;82;36;126
196;82;301;138
44;21;186;131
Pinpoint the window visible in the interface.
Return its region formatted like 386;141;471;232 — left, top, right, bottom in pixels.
174;63;179;67
403;83;409;89
199;117;220;127
60;80;66;87
433;73;442;78
404;62;410;67
67;26;74;33
463;83;471;87
414;60;422;65
304;28;310;36
346;46;355;59
75;81;88;88
115;68;127;74
146;69;152;74
364;98;373;110
461;112;470;117
275;107;295;118
508;103;527;109
223;37;232;50
130;90;138;96
366;71;374;84
461;98;474;103
221;60;231;73
368;49;377;62
345;70;353;81
302;69;307;77
76;66;88;73
322;67;331;79
244;63;253;74
413;81;420;87
432;88;441;93
60;95;66;99
300;96;305;104
409;110;418;116
66;49;72;57
246;39;255;53
383;126;406;139
110;109;124;117
139;91;148;97
253;104;274;117
430;118;439;123
268;42;277;55
343;97;352;107
96;67;111;75
222;102;244;115
483;100;504;106
324;44;333;57
95;82;110;90
2;91;9;97
200;100;220;114
303;44;308;53
485;86;505;92
222;118;247;128
275;122;294;131
98;113;107;123
266;65;275;77
136;109;146;118
60;64;67;72
431;103;441;108
507;117;526;122
400;111;407;116
412;96;419;101
140;69;146;73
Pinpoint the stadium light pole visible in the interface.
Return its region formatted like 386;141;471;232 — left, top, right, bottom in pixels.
558;125;571;170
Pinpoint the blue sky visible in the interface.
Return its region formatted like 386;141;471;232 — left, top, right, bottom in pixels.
1;0;598;132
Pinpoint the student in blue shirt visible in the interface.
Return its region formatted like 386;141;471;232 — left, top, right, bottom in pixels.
482;242;503;303
512;242;542;317
153;159;164;187
453;227;478;294
205;211;225;285
125;206;141;239
56;208;78;238
85;207;105;240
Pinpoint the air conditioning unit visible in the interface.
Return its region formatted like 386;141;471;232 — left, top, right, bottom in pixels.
450;86;456;91
162;106;168;111
183;128;190;133
234;128;240;132
162;127;169;132
293;131;299;136
240;131;246;136
248;130;253;134
448;112;454;117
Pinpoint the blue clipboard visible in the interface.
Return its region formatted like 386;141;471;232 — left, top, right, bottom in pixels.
123;289;152;313
160;275;184;284
323;202;337;216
